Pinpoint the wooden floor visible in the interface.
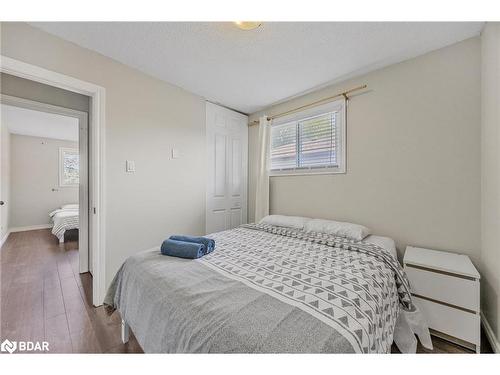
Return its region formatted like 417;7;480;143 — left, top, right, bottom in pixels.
1;229;142;353
0;229;494;354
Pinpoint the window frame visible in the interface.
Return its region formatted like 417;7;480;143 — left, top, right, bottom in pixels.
59;147;80;187
269;99;346;176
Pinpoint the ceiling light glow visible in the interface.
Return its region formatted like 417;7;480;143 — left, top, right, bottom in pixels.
234;22;262;31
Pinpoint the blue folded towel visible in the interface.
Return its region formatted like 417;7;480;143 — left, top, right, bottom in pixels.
169;235;215;255
160;239;205;259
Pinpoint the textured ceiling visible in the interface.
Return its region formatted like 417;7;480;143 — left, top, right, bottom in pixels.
31;22;483;114
3;104;79;141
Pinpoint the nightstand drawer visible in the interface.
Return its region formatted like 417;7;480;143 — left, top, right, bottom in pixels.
413;296;480;345
406;265;479;311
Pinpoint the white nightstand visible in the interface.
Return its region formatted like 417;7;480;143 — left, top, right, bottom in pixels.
403;246;481;353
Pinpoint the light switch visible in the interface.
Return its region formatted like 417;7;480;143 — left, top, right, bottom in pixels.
171;148;181;159
126;160;136;173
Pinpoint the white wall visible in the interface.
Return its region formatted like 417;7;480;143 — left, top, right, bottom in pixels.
9;134;79;228
0;122;10;242
480;22;500;350
249;37;481;263
0;22;207;288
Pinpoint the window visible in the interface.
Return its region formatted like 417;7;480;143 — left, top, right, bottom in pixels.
270;100;346;175
59;147;79;187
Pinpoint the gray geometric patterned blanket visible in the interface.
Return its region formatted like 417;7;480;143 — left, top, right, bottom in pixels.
242;223;413;309
200;224;413;353
105;224;414;353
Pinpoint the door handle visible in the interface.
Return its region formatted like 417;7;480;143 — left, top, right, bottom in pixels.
0;201;4;206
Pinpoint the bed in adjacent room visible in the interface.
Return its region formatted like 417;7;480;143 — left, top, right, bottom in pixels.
49;204;79;243
105;215;431;354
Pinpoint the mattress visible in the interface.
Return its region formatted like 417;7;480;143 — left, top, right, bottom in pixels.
105;223;429;353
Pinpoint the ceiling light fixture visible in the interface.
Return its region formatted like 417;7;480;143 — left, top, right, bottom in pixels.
234;22;262;31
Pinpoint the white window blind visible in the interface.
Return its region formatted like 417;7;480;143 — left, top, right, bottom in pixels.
270;100;345;175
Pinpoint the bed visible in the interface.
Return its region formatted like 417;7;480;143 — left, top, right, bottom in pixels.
49;204;79;243
105;219;431;353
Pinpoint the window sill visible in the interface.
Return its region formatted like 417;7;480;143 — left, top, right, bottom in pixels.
269;168;346;177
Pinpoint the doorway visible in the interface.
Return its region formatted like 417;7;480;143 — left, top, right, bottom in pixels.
1;95;90;273
0;56;106;306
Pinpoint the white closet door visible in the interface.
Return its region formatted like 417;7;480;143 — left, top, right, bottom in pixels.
206;102;248;234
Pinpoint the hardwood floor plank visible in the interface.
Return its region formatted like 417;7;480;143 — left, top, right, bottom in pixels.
105;333;143;354
44;313;72;353
70;327;102;353
44;294;67;319
66;309;94;335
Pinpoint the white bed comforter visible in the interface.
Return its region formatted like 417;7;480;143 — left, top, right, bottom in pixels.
50;207;79;242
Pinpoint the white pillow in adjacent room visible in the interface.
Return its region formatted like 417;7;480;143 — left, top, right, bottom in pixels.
304;218;371;241
61;204;79;210
259;215;311;230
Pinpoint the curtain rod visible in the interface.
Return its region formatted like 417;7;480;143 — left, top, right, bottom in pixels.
248;84;367;126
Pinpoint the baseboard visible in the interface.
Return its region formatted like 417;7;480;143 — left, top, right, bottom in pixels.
0;231;10;249
9;224;53;233
481;312;500;353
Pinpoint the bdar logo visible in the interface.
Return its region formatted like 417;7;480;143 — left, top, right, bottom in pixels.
1;339;17;354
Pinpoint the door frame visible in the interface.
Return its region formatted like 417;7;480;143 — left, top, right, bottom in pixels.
1;94;90;273
1;55;106;306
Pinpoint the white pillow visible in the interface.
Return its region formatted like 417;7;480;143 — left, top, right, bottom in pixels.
363;235;398;259
259;215;311;230
304;218;371;241
62;204;79;210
